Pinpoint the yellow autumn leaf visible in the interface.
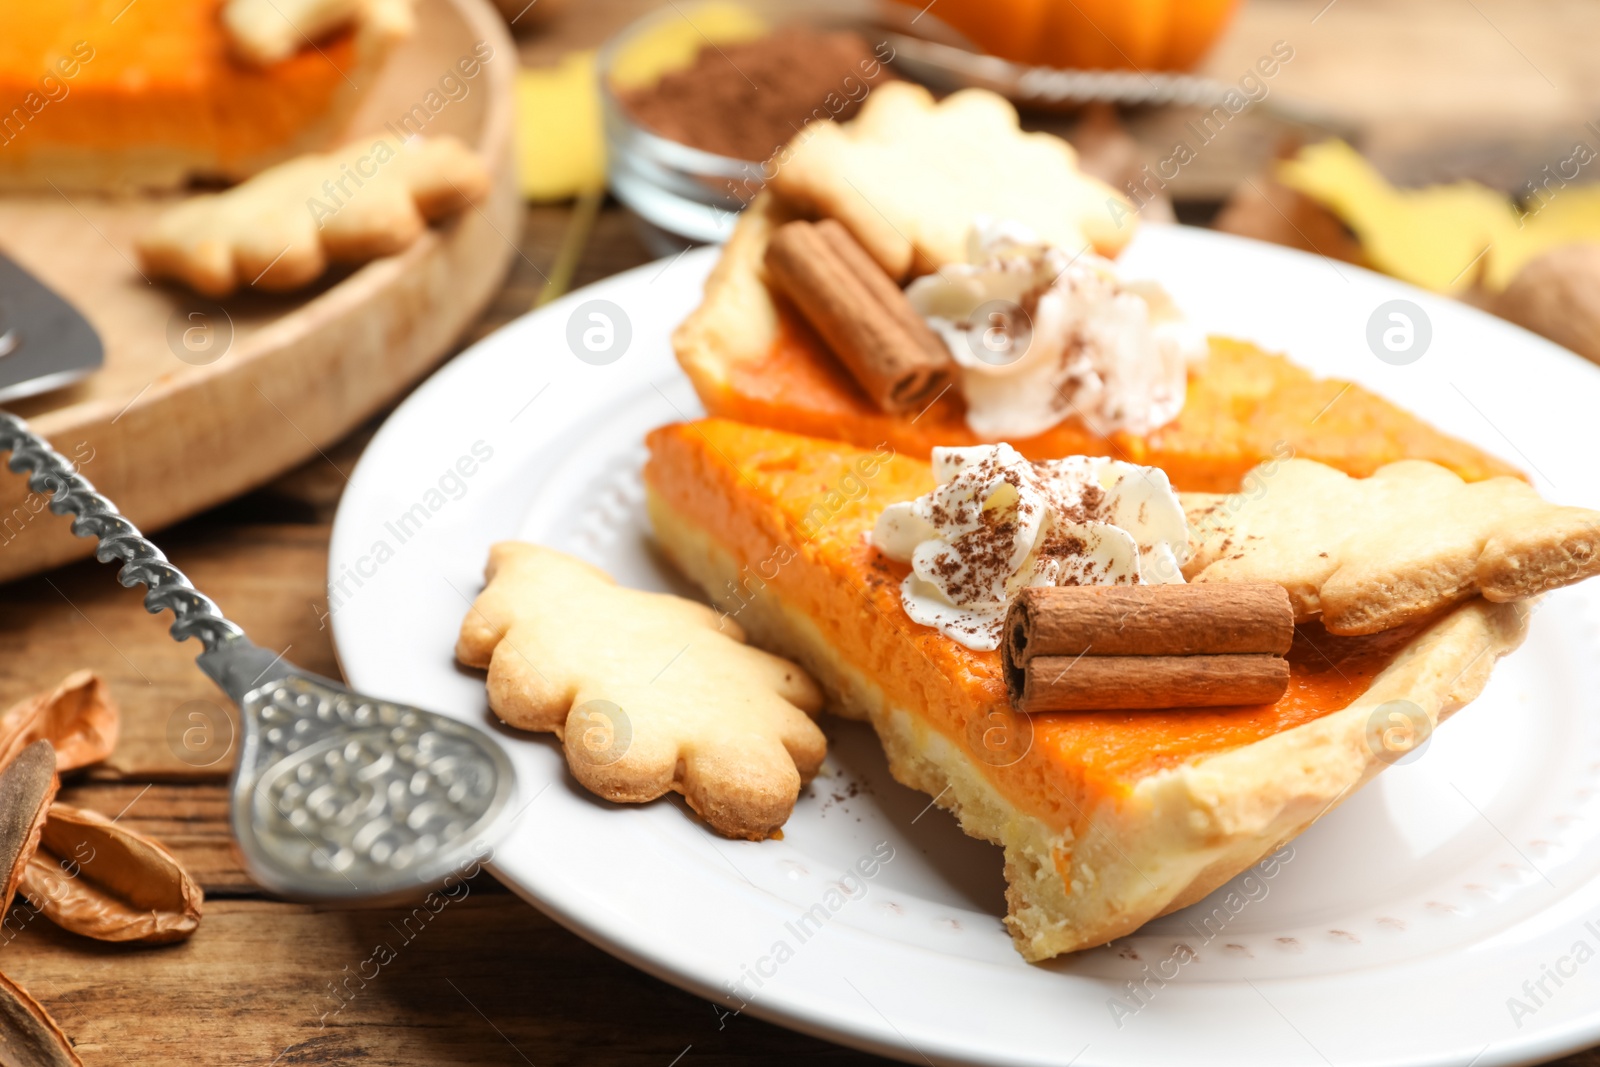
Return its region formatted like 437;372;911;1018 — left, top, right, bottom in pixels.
1277;140;1521;296
515;51;604;203
514;5;769;203
1487;185;1600;290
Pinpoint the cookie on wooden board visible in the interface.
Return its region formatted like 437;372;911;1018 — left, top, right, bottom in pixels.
136;135;489;297
222;0;415;66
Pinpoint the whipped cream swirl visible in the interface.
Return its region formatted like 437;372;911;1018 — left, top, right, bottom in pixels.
905;222;1205;440
871;444;1191;651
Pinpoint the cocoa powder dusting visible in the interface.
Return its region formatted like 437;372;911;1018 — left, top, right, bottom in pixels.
619;28;894;162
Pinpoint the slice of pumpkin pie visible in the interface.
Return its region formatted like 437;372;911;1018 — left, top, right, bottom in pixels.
637;418;1594;960
0;0;411;191
673;82;1517;493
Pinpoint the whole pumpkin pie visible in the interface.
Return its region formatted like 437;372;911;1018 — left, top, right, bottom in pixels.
0;0;405;191
642;418;1531;959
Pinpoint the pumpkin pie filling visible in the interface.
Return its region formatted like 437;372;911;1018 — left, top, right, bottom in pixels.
643;418;1420;831
711;310;1519;493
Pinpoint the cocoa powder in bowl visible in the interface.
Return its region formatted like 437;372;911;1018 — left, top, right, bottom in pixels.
619;26;894;163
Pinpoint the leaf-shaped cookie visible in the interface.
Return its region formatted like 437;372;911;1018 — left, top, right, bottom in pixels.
456;543;826;841
769;82;1134;279
136;135;489;298
1183;458;1600;634
222;0;415;67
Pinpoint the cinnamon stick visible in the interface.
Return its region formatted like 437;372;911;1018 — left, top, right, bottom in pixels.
1001;583;1295;712
1006;583;1293;663
1015;654;1290;712
764;218;952;413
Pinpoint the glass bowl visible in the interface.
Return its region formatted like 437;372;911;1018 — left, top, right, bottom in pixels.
596;0;969;255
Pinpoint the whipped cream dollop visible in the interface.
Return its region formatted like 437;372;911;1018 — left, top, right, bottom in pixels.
905;222;1205;440
871;444;1190;651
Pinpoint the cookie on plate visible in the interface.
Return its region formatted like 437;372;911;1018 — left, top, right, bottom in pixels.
456;543;827;841
769;82;1135;279
1185;458;1600;633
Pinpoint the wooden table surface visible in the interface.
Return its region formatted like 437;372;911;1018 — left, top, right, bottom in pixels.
4;1;1600;1063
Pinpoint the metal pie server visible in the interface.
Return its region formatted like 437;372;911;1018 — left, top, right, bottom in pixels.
0;413;515;900
0;251;105;403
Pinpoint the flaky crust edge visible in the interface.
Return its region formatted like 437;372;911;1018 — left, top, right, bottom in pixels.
645;486;1530;960
671;193;792;402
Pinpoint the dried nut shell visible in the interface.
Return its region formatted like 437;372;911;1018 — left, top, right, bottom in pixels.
1494;243;1600;365
0;673;119;774
20;804;202;944
0;743;58;918
0;970;82;1067
1213;170;1365;265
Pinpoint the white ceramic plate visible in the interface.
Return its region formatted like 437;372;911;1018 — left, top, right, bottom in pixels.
330;226;1600;1067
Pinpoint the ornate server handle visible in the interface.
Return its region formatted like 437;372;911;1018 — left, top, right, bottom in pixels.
3;409;515;900
0;412;244;653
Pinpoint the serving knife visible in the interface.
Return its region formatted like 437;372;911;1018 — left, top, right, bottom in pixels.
0;251;104;403
0;419;515;901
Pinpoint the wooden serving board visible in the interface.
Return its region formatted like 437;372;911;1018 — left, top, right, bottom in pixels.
0;0;518;585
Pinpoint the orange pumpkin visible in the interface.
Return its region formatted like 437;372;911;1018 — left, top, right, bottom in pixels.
910;0;1240;71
